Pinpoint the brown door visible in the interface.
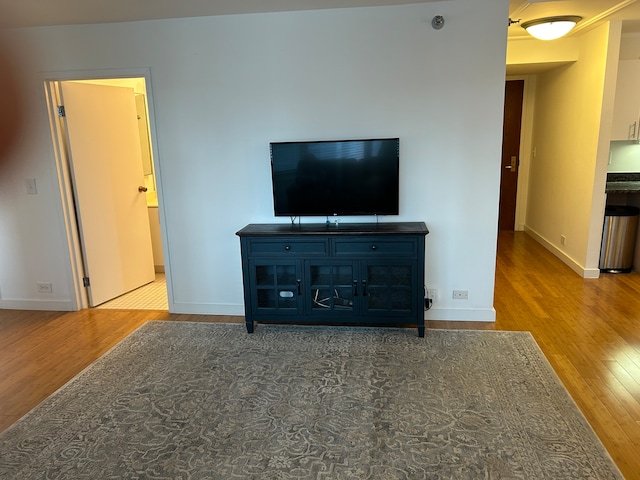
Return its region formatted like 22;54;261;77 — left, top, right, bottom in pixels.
498;80;524;230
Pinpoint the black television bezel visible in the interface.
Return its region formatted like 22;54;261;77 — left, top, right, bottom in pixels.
269;137;400;218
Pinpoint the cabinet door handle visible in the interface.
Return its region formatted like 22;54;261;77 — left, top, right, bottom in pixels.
371;245;377;250
296;279;301;295
353;280;358;297
285;245;291;251
362;279;368;296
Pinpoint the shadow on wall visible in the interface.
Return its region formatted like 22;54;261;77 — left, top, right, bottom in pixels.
0;38;26;172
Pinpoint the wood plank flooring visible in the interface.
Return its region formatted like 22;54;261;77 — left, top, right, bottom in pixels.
1;231;639;478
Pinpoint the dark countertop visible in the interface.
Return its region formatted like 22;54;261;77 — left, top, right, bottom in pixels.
606;182;640;193
606;173;640;193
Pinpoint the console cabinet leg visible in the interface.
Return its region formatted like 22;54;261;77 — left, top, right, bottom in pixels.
418;322;425;338
246;321;254;333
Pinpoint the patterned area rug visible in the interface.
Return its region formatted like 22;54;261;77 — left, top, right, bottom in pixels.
0;322;623;479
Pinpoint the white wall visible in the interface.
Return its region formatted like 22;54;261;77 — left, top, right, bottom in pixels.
0;0;509;321
619;32;640;60
523;22;621;278
609;141;640;172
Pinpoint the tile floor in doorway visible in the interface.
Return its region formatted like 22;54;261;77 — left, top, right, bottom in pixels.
96;273;168;310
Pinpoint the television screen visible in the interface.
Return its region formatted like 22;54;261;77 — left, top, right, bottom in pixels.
270;138;399;217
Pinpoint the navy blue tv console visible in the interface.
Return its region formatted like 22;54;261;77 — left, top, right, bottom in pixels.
236;222;428;337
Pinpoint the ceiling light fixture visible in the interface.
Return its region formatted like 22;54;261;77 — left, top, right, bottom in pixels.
521;15;582;40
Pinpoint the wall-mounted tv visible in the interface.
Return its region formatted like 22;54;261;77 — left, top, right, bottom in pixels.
270;138;400;217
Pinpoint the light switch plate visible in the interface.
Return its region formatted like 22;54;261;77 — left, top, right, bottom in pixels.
26;178;37;195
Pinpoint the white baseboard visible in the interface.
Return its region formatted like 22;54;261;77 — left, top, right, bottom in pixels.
425;307;496;322
0;298;77;311
170;302;245;316
523;226;600;279
170;302;496;323
0;298;496;323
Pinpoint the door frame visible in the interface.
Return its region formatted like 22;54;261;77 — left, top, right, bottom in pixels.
43;68;170;310
505;75;536;231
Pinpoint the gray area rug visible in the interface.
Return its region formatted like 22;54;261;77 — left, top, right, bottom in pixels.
0;322;623;479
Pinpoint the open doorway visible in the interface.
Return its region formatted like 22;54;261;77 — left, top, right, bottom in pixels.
45;73;168;311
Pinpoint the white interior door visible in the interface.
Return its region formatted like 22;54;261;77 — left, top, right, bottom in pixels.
60;81;155;306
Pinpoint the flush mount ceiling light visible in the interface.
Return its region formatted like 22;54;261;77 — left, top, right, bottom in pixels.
521;15;582;40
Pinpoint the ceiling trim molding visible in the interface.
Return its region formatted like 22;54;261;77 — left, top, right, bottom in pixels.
572;0;638;34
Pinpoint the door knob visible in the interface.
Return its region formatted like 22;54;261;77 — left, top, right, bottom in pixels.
138;186;148;192
505;156;518;173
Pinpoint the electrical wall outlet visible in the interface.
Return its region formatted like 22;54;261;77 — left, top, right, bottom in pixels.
452;290;468;299
427;289;437;301
560;235;567;246
37;282;52;293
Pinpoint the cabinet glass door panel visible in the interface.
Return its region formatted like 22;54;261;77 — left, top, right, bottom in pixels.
390;266;412;287
364;262;415;315
255;264;275;286
250;261;301;314
390;290;412;310
255;264;298;286
308;262;356;314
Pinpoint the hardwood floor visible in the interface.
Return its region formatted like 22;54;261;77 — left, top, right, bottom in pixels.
1;231;639;478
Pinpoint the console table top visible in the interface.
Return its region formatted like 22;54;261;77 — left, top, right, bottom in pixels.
236;221;428;236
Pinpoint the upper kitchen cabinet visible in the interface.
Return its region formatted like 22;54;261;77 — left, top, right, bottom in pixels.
612;59;640;141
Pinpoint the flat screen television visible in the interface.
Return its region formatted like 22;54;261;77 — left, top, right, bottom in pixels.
270;138;400;217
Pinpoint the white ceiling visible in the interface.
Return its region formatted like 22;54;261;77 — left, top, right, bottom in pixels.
1;0;640;36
